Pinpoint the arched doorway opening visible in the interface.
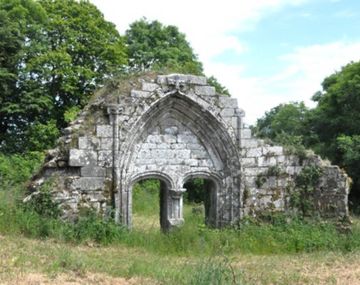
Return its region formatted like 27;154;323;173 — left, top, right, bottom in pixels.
129;173;173;232
183;176;218;227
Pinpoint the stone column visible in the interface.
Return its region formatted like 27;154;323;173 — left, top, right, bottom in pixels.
106;104;123;224
167;188;186;227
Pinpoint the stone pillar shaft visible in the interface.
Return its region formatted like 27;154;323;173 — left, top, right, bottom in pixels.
107;105;124;224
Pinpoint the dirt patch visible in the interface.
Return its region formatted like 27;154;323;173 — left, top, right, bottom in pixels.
4;272;157;285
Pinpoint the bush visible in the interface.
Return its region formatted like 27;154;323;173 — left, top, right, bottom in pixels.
0;151;44;190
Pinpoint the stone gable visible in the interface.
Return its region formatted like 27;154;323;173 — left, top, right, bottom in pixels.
27;73;350;230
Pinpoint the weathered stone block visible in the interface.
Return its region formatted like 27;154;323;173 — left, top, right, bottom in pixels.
258;156;277;167
146;134;162;144
220;108;235;117
164;126;178;135
231;117;238;130
100;138;113;150
240;129;252;139
177;134;198;144
81;166;105;177
142;82;159;92
163;134;177;144
69;149;97;167
244;167;268;176
198;159;213;168
131;90;151;98
187;75;207;85
241;139;258;148
186;143;203;150
187;159;199;167
246;147;263;157
241;157;256;167
96;125;112;138
70;177;104;191
191;149;209;159
263;146;283;156
175;149;191;159
219;97;238;108
194;86;216;96
98;150;113;165
78;136;100;150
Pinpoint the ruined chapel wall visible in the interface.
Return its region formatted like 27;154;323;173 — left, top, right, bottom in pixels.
239;128;349;219
28;73;350;224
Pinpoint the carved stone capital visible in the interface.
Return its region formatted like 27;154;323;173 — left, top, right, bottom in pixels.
169;188;186;198
107;104;123;116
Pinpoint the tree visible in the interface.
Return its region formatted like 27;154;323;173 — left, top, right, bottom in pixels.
253;102;309;141
0;0;127;152
125;18;203;75
308;61;360;206
0;0;47;151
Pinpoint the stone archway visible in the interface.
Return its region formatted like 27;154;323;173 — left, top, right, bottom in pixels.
129;171;174;231
118;89;241;229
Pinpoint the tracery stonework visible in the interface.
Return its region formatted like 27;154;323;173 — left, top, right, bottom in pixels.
28;74;350;230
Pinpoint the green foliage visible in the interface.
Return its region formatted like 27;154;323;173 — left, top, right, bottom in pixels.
1;179;360;255
207;76;231;96
255;175;267;188
0;151;44;190
184;178;205;203
64;106;80;123
24;179;60;218
254;102;309;141
290;166;323;217
267;165;282;177
186;257;238;285
132;179;160;215
308;61;360;203
276;132;307;162
26;119;60;151
125;18;203;75
0;0;127;153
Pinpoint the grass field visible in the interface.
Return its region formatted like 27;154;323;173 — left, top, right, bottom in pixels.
1;180;360;284
1;229;360;284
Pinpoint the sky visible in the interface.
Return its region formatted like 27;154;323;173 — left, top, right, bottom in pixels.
90;0;360;125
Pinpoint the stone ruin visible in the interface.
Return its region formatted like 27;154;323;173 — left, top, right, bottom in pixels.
28;73;350;231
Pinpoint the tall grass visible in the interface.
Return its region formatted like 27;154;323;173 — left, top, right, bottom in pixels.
1;162;360;256
1;187;360;256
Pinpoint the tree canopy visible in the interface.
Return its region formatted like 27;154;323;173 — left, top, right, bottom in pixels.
125;18;203;75
0;0;127;152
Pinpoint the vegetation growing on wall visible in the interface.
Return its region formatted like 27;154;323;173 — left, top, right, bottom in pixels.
290;165;323;217
254;61;360;210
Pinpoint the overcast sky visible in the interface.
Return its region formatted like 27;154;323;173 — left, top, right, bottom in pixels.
90;0;360;124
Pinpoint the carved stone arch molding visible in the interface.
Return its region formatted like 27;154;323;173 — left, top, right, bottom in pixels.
29;73;350;229
119;89;241;229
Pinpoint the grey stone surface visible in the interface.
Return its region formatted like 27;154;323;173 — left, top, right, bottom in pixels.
28;73;350;230
69;177;104;191
142;82;159;92
96;125;112;138
194;86;216;96
81;166;105;177
69;149;97;167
